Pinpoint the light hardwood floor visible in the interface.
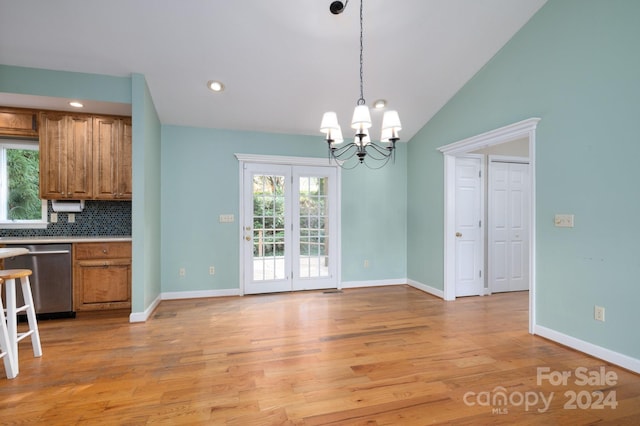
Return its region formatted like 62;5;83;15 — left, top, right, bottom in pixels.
1;286;639;425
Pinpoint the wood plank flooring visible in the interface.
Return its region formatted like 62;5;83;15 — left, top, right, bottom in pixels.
1;286;638;425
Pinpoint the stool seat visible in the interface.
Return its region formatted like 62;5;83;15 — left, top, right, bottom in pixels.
0;269;32;280
1;268;41;376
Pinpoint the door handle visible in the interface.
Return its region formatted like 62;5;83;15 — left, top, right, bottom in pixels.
455;232;462;238
245;236;251;241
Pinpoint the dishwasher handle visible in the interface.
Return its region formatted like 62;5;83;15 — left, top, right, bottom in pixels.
12;250;71;258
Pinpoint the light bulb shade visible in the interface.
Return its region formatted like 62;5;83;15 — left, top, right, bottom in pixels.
380;128;394;142
320;111;340;133
331;126;344;145
381;110;402;132
351;105;372;131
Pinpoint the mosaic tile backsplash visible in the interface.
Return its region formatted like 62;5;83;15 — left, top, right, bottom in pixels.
0;201;132;237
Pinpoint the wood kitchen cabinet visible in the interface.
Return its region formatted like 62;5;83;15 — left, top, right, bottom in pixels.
93;116;132;200
0;107;38;138
39;112;93;199
38;110;132;200
73;242;131;311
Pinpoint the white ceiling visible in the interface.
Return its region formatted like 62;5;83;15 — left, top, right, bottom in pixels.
0;0;546;141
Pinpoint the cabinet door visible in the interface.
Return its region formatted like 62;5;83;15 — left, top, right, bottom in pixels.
0;108;38;138
39;112;68;199
117;118;133;199
66;115;93;199
77;260;131;305
93;116;119;199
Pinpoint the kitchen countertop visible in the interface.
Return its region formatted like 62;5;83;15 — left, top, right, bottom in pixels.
0;236;132;244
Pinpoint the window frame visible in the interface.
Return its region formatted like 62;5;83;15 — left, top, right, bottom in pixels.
0;138;47;229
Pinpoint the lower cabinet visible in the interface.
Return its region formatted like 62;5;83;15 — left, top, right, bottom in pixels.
73;242;131;311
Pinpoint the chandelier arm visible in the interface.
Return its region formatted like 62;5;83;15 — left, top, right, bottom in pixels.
362;154;393;170
331;143;359;161
364;143;394;159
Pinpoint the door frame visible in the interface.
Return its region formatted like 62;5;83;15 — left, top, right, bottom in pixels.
235;153;342;296
437;118;539;334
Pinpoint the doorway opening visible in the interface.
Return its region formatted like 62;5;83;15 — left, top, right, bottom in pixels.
438;118;539;333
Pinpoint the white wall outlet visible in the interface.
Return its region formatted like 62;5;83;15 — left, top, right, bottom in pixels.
219;214;235;223
554;214;574;227
594;305;605;322
68;213;75;223
364;259;370;268
179;267;186;277
209;266;215;275
50;212;58;223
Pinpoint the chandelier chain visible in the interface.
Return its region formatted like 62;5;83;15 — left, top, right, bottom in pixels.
358;0;365;106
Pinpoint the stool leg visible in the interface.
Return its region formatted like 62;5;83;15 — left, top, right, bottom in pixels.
0;295;17;379
5;278;18;374
20;276;42;358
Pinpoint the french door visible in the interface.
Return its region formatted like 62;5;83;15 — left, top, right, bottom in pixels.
241;162;338;294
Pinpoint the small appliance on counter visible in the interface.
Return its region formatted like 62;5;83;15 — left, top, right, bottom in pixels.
3;243;75;319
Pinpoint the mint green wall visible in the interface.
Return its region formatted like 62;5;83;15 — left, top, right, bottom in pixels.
0;65;131;103
131;74;162;312
407;0;640;358
160;125;407;292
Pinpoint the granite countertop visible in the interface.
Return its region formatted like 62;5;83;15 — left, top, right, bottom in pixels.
0;236;132;244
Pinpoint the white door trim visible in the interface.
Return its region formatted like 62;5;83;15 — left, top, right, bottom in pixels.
438;118;539;334
236;154;342;295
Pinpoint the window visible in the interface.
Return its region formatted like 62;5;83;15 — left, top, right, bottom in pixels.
0;138;47;228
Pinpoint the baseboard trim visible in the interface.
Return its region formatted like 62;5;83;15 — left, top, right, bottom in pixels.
129;294;161;323
161;288;241;300
534;325;640;374
407;279;445;299
340;279;406;289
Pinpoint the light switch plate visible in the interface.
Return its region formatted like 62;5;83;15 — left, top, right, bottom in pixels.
219;214;234;223
554;214;574;227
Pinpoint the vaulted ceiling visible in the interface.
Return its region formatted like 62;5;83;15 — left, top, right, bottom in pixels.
0;0;546;141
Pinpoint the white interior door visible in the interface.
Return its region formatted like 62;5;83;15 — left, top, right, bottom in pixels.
242;162;338;294
455;155;484;297
489;157;530;293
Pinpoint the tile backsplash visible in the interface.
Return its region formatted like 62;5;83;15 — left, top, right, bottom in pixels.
0;201;131;237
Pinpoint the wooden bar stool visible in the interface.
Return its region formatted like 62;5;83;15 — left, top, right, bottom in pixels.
0;277;18;379
1;269;42;375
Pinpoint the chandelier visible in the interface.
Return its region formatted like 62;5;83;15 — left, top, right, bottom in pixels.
320;0;402;169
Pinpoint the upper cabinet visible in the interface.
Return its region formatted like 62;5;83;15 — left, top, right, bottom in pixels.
39;111;132;200
39;112;93;199
93;116;132;199
0;107;38;138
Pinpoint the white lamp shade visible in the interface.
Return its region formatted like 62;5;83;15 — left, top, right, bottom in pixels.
381;110;402;131
351;105;372;131
331;126;344;145
320;112;340;133
380;128;393;142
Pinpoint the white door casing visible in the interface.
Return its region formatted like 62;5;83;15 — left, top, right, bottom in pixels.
489;156;530;293
454;155;484;297
236;154;340;295
438;118;539;334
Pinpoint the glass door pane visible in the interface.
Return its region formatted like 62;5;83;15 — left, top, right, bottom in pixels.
298;176;329;278
252;174;286;281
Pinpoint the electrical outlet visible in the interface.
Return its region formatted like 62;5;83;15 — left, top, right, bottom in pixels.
50;213;58;223
364;259;369;268
209;266;215;275
594;305;605;322
68;213;75;223
179;268;186;277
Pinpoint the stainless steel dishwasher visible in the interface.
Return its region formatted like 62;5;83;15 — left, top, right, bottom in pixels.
4;243;75;319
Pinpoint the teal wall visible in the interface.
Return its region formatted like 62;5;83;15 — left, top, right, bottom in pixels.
131;74;162;312
160;125;407;292
407;0;640;359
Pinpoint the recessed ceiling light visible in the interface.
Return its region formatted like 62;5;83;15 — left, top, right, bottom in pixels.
207;80;225;92
69;101;84;108
373;99;387;109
